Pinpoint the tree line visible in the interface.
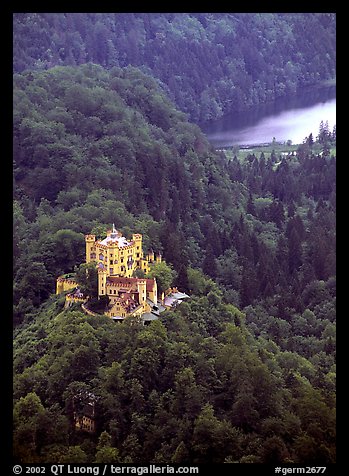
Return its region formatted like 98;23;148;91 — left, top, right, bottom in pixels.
13;293;335;463
13;63;336;463
13;13;336;122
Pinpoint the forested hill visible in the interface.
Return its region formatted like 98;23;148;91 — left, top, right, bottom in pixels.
13;63;336;463
13;63;241;323
13;13;336;122
14;63;336;324
13;294;335;463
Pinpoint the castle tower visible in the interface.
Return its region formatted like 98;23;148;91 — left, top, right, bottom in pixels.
137;279;147;306
147;249;155;263
110;223;120;240
98;267;107;296
85;234;96;264
149;277;158;305
132;234;143;258
56;279;64;295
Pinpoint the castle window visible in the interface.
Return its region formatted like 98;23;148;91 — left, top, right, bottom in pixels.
90;253;96;259
136;253;140;258
110;268;114;274
99;253;104;261
110;260;113;265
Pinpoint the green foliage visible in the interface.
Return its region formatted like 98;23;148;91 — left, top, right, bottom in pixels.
12;23;335;464
13;13;336;122
74;262;98;298
94;431;120;463
13;64;335;324
13;392;70;463
60;446;89;464
147;261;177;295
13;288;335;463
187;267;219;296
192;404;242;463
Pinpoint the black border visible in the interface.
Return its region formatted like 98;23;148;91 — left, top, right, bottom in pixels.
7;5;338;472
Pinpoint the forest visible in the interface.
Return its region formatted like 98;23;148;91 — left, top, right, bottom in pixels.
13;13;336;122
13;61;336;463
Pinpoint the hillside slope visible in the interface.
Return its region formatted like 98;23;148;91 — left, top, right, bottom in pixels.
13;13;336;122
13;293;335;463
13;62;336;464
14;63;336;326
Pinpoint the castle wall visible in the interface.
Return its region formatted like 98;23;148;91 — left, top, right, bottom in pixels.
57;228;161;320
86;232;145;280
56;278;79;294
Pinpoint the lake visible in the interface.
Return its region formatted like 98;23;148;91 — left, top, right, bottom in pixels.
202;85;336;148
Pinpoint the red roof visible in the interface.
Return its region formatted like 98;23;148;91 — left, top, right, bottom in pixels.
145;279;156;292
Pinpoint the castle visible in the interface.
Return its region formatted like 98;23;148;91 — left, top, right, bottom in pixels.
56;226;188;322
58;226;188;433
85;225;161;278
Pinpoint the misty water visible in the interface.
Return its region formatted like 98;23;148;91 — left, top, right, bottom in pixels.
202;85;336;148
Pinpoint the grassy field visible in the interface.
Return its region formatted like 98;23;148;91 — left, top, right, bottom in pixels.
221;143;297;160
320;77;336;87
221;142;335;161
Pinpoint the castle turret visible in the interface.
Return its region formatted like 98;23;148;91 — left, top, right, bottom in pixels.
147;249;155;263
85;234;96;263
149;277;158;305
98;267;107;296
110;224;120;240
132;234;143;257
137;279;147;306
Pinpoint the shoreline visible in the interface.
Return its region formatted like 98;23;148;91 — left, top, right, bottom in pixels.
215;141;336;160
200;78;336;132
215;141;288;151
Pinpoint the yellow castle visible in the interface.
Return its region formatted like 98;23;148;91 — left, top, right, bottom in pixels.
57;225;163;321
85;224;161;277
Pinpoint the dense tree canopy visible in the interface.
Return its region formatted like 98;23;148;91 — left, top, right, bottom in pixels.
13;64;335;325
13;293;335;463
13;32;335;463
13;13;336;122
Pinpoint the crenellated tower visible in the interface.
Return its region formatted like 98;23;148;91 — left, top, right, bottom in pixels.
98;267;107;296
85;234;96;263
137;279;147;306
57;225;171;321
